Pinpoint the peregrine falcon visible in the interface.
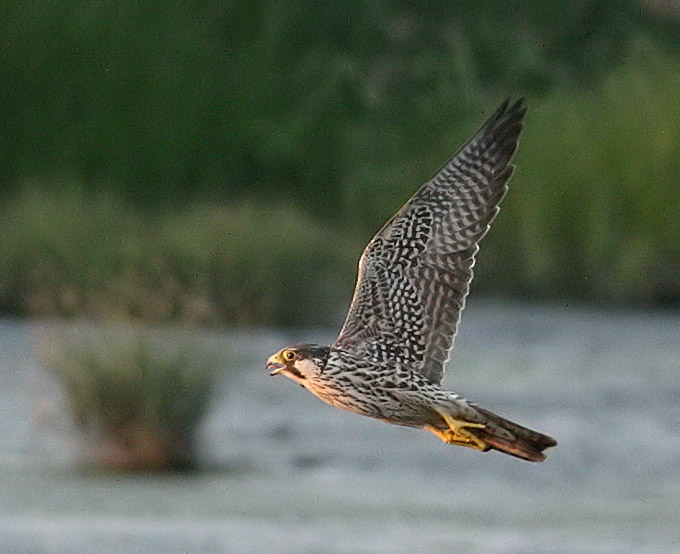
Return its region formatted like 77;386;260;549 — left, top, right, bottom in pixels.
267;99;556;462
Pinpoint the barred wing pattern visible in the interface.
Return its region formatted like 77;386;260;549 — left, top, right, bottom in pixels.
334;99;526;385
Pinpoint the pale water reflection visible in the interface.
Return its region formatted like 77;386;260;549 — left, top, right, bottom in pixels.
0;301;678;553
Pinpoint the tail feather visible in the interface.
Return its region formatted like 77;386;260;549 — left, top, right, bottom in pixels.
474;406;557;462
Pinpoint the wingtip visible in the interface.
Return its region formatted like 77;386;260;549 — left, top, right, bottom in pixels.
510;97;527;118
495;96;525;109
501;96;527;119
480;97;527;140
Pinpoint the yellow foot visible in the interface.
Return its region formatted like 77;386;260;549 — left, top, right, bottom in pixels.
425;412;488;451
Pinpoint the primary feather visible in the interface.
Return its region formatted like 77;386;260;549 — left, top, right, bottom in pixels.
335;98;526;384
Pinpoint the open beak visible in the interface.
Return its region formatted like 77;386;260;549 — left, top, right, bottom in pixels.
267;352;304;380
269;364;285;376
267;354;286;376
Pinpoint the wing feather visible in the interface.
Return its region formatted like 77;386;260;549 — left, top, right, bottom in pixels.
334;99;526;384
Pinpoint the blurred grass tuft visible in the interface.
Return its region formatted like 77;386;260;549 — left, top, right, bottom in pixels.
40;325;219;471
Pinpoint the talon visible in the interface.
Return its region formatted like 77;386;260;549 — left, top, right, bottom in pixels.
425;411;488;451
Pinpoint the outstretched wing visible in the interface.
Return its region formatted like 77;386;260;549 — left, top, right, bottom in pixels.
334;98;526;384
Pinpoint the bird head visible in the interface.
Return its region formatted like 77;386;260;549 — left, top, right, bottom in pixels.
267;344;330;385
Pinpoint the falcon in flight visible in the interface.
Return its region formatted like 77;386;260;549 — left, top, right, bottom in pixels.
267;99;556;462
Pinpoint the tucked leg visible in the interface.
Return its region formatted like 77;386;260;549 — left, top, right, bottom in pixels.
425;411;488;451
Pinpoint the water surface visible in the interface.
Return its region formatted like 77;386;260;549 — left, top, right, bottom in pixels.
0;302;678;553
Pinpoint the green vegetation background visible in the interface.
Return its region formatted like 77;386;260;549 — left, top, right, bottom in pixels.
1;1;679;326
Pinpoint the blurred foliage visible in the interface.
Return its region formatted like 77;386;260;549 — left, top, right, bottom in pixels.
1;1;677;208
508;49;679;304
0;188;358;326
0;1;679;316
40;325;219;470
451;42;680;305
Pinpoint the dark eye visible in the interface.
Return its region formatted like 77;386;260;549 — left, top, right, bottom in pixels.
282;350;296;362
